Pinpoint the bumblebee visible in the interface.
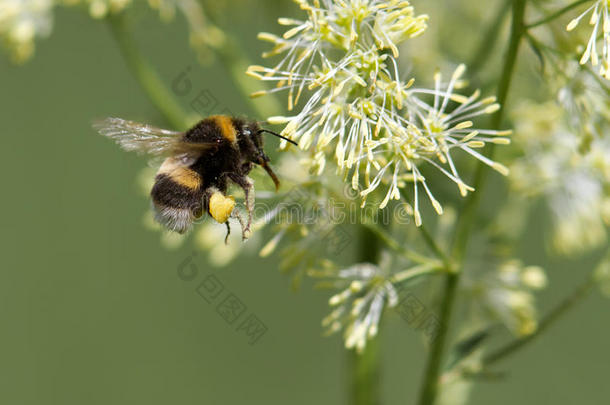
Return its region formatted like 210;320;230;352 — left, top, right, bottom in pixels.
94;115;295;240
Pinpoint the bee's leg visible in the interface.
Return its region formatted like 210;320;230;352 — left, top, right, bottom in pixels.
229;175;254;239
224;221;231;245
230;209;249;241
243;177;254;236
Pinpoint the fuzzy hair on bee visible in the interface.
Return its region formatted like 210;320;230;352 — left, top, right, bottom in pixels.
93;115;296;241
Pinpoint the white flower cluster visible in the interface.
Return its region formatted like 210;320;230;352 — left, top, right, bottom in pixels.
309;257;440;351
319;263;398;352
0;0;54;62
0;0;220;61
556;61;610;133
567;0;610;79
249;0;511;226
468;260;547;336
510;100;610;255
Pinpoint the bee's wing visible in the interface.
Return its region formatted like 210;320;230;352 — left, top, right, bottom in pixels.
93;117;183;156
93;117;216;157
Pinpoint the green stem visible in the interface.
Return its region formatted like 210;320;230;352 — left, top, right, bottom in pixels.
526;0;592;29
416;2;527;404
415;269;460;405
349;226;382;405
400;190;451;266
390;263;443;284
452;0;526;263
362;222;438;265
107;14;191;130
418;225;452;271
349;337;380;405
483;273;596;366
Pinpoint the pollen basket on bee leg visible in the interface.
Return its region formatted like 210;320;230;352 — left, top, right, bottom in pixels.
208;190;236;224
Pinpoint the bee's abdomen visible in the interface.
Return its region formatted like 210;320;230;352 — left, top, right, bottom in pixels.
150;159;205;233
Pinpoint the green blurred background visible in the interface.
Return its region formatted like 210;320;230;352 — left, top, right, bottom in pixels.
1;2;609;404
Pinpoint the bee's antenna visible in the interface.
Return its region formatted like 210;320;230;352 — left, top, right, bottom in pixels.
258;129;298;146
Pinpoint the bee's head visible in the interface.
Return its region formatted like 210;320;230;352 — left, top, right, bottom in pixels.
238;121;266;162
239;120;297;191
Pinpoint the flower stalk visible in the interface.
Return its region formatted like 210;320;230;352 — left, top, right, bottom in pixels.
362;222;440;266
417;1;528;404
349;225;383;405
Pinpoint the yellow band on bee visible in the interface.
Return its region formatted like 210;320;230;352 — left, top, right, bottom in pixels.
209;191;236;223
158;157;202;190
212;115;237;143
